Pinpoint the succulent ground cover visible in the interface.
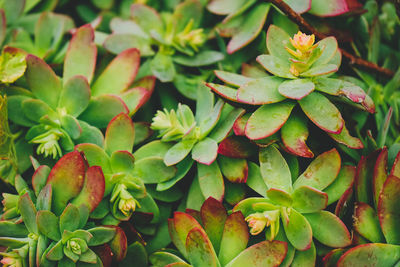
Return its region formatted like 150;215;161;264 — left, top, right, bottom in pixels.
0;0;400;266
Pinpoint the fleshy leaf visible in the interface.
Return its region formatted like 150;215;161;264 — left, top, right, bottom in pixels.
46;151;86;215
63;25;97;84
283;209;312;251
293;148;341;191
214;70;253;87
92;48;140;96
37;210;60;241
59;204;80;233
281;114;313;158
304;211;351;247
324;165;356;205
218;155;248;183
132;157;177;184
259;146;292;192
192;138;218;165
278;79;315;100
353;202;385;243
75;143;112;173
309;0;362;17
18;193;38;235
25;54;62;109
378;175;400;245
59;75;91;117
373;148;388;209
257;55;295;79
245;102;295;140
218;136;256;159
218;212;249;266
186;228;219;267
328;123;363;149
292;186;328;213
71;166;105;212
198;162;225;201
201;197;227;253
266;25;291;61
298;92;344;134
236;76;285;105
0;46;27;83
164;139;197;166
337;244;400;267
104;113;135;155
224;240;287;267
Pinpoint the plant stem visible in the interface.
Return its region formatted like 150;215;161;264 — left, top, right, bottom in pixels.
269;0;395;78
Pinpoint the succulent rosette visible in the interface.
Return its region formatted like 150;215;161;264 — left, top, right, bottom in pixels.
150;197;288;267
207;0;363;53
207;25;375;158
102;0;224;84
234;146;354;265
6;24;153;161
323;148;400;266
76;113;176;225
150;86;248;204
0;151;127;266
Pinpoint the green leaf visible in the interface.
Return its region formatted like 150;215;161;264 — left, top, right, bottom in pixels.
281;113;313;158
63;25;97;84
337;244;400;266
214;70;253;87
378;175;400;245
186;228;219;267
245;102;295;140
293;148;341;191
206;83;239;103
257;54;295;79
218;212;249;265
92;48;140;96
278;79;315;100
36;184;52;211
149;251;187;266
173;50;224;67
246;162;268;197
59;75;90;117
133;157;177;184
266;25;292;61
198;161;224;201
37;210;60;241
78;95;129;129
0;221;29;237
259;146;292;192
59;204;80;233
224;240;287;267
164;139;197;166
151;52;176;82
313;37;338;66
283;209;312;251
304;211;351;247
200;197;227;253
87;227;116;246
226;3;270;54
328;123;364;149
300;64;338;77
218;156;248;183
298;92;343;133
353;202;385;243
70;166;105;213
46;240;64;261
131;4;163;34
208;107;245;143
110;151;135;173
236;76;286;105
75;143;112;173
0;47;27;83
21;98;55;123
192;138;218;165
60;114;82;140
25;54;62;109
8;95;35;127
324;165;356;205
46;151;86;215
18;193;38;235
292;186;328;213
75;120;104;147
104;113;135;155
157;156;194;191
291;242;316;267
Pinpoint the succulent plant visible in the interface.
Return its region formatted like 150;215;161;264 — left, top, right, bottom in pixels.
0;151;127;266
6;24;153;161
76;112;176;225
149;197;288;267
150;86;247;202
234;146;353;266
322;148;400;266
207;0;363;53
102;0;224;83
207;25;375;158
